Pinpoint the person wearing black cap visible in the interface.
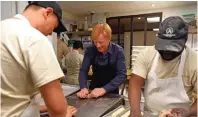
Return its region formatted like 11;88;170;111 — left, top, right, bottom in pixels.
1;1;76;117
65;41;84;85
128;16;197;117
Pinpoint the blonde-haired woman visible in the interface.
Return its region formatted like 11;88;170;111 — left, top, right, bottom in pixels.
77;23;126;98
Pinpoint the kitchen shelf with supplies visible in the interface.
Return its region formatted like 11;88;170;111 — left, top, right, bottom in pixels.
66;31;92;36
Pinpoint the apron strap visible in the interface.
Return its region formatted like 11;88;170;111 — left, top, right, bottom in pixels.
108;53;111;66
150;52;159;73
177;49;186;77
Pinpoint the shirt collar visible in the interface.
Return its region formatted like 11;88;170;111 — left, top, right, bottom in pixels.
14;14;31;26
73;49;79;54
107;42;113;55
95;42;113;55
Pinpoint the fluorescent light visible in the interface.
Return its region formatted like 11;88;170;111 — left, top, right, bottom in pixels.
138;17;141;19
147;17;160;23
153;28;159;31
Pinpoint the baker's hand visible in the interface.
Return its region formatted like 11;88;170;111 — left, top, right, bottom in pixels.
171;108;191;117
76;88;89;98
90;88;106;98
66;106;77;117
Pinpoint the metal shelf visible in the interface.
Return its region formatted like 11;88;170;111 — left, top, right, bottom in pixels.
66;31;91;36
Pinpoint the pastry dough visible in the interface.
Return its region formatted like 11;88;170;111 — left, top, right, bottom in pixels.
141;112;144;116
121;110;130;117
120;111;143;117
111;107;125;117
159;109;178;117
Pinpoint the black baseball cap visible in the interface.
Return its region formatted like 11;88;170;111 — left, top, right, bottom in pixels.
155;16;188;52
28;1;67;33
73;40;83;49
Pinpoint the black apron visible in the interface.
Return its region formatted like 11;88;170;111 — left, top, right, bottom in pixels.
89;53;118;94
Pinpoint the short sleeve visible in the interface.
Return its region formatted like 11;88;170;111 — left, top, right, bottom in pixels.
26;38;64;88
132;48;149;79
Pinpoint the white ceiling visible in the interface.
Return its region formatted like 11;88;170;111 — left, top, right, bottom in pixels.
59;1;196;17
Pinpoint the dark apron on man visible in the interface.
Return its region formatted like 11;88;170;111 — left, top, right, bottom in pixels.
89;53;119;94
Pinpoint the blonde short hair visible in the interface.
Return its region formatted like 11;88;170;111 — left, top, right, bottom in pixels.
91;23;112;40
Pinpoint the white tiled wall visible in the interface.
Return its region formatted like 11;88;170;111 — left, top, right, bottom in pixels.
1;1;17;20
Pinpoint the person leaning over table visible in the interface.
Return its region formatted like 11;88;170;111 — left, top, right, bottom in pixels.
128;16;197;117
1;1;76;117
76;23;127;98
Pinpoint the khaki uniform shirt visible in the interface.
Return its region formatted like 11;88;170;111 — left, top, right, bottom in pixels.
65;50;83;85
1;14;64;117
132;46;197;103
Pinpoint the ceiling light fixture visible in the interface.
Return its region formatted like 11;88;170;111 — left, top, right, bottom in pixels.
152;4;155;7
147;17;160;23
138;17;141;19
153;28;159;31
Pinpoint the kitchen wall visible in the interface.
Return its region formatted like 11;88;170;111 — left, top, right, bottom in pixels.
62;11;79;23
17;1;28;14
1;1;28;20
110;4;197;20
66;13;107;30
1;1;17;20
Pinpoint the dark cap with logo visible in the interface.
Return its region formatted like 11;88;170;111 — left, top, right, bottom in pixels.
28;1;67;33
155;16;188;52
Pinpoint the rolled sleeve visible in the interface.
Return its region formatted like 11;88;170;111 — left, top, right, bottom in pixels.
103;49;127;92
132;48;148;79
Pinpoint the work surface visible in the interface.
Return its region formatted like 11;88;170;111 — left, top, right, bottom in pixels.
41;93;124;117
40;84;80;105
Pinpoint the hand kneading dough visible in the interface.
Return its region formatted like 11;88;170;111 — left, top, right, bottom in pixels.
159;109;177;117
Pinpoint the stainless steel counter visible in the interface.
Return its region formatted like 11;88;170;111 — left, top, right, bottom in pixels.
41;93;124;117
40;84;80;105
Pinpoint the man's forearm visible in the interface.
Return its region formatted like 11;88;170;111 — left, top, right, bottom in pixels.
79;70;88;89
47;96;68;117
103;75;126;93
129;81;142;116
40;80;68;117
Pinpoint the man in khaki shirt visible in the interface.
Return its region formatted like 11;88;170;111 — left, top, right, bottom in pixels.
65;41;84;85
57;32;69;71
129;16;197;117
1;1;76;117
